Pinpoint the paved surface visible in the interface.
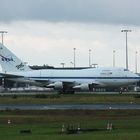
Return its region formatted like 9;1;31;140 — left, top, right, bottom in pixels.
0;103;140;110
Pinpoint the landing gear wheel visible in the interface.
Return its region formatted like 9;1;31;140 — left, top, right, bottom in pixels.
119;90;122;94
58;89;75;94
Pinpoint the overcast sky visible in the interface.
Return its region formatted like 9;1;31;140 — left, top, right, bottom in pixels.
0;0;140;72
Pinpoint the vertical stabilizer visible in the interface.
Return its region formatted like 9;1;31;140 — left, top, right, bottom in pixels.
0;43;31;72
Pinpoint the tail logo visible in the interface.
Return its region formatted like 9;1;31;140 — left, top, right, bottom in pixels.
0;54;14;62
16;63;24;69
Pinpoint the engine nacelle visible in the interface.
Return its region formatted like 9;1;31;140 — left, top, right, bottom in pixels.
73;83;91;91
47;82;63;89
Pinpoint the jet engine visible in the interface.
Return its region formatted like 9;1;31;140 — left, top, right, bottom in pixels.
47;82;63;89
73;83;92;91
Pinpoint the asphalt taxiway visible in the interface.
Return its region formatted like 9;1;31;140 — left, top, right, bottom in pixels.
0;103;140;110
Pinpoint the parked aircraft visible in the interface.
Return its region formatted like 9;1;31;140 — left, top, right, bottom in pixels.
0;43;139;93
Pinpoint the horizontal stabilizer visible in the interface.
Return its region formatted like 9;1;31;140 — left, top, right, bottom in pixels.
0;72;23;78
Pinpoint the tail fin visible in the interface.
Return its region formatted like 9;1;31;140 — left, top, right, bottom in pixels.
0;43;31;72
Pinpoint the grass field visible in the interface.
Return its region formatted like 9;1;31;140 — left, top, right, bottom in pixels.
0;92;140;104
0;93;140;139
0;110;140;140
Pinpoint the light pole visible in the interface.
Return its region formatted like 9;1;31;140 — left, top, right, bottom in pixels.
73;48;76;68
60;63;65;68
0;31;8;45
121;29;131;70
113;50;116;67
135;51;138;73
89;49;91;67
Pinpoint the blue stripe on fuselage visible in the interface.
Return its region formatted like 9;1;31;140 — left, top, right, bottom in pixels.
30;77;140;80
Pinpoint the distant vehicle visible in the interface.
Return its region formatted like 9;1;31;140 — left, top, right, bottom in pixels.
0;43;139;94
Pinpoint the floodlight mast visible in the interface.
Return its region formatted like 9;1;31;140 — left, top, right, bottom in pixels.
135;51;138;73
0;31;8;45
73;48;76;68
89;49;91;67
121;29;131;70
113;50;116;67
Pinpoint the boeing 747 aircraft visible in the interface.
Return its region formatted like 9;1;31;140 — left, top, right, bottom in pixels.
0;43;139;93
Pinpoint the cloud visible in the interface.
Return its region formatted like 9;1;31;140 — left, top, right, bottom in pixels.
0;0;140;25
0;0;140;72
0;21;140;73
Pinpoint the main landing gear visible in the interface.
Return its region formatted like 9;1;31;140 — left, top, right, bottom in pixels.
58;89;75;94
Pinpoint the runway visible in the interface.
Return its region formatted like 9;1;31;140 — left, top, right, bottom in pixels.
1;103;140;110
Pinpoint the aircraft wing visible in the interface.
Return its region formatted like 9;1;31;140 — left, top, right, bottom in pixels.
0;72;47;87
0;72;103;90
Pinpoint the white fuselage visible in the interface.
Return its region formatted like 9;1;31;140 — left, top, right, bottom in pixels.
10;67;140;87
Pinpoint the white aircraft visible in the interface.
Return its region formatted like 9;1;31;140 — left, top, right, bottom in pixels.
0;43;139;93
